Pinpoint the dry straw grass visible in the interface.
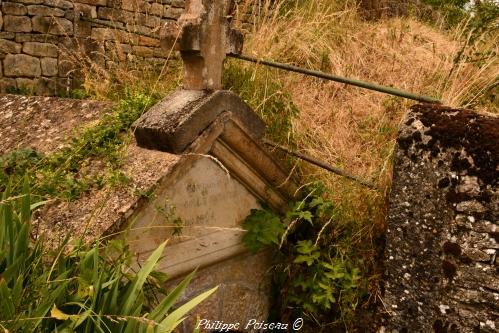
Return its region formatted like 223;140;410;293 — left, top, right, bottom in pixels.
59;25;182;100
233;0;498;295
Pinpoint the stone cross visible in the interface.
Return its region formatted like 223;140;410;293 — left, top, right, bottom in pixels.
160;0;243;90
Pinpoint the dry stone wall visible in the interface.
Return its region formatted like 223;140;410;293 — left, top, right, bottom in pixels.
0;0;188;95
0;0;268;95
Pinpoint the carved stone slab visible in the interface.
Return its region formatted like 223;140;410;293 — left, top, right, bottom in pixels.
132;89;265;154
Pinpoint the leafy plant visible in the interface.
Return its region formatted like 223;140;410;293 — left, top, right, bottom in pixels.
242;208;285;253
241;182;366;328
0;180;217;332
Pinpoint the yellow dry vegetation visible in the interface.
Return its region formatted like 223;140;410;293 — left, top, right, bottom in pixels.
233;0;498;297
76;0;497;308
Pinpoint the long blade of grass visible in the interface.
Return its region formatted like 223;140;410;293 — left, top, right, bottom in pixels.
121;241;167;315
0;279;15;319
157;286;218;333
148;269;197;322
20;177;30;225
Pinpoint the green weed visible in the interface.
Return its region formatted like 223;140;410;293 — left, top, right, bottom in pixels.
242;182;367;330
0;180;217;332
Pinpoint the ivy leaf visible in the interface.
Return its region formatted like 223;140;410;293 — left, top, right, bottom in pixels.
294;241;320;266
242;208;284;253
294;253;319;266
309;197;324;208
288;210;314;224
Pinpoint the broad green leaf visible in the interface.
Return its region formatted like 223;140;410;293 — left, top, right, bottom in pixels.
122;241;167;315
158;286;218;333
148;269;196;322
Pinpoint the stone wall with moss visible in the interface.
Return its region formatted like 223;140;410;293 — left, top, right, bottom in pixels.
377;105;498;332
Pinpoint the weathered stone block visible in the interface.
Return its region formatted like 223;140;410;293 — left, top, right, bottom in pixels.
164;5;183;18
32;16;73;35
132;45;153;57
91;27;116;41
171;0;185;8
27;5;65;17
16;77;38;92
2;2;28;15
152;47;167;58
107;0;122;9
0;62;2;78
0;78;17;92
149;3;164;16
14;34;33;43
15;0;44;4
15;33;59;43
97;7;133;24
0;39;22;54
122;0;146;11
3;54;41;77
74;3;97;18
43;0;74;9
58;59;75;77
133;90;265;154
36;76;59;95
0;32;15;40
97;7;117;20
77;0;108;6
73;3;97;37
145;15;161;28
91;27;137;44
4;15;32;33
41;57;58;76
138;35;160;47
0;13;3;30
23;42;58;57
377;105;499;332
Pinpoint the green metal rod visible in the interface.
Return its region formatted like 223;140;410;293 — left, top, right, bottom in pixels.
262;139;379;190
228;53;441;104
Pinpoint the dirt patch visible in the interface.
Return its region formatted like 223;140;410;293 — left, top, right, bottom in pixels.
0;93;180;247
0;94;112;155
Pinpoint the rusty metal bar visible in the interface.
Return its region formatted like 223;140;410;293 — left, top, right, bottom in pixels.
262;139;379;190
229;53;442;104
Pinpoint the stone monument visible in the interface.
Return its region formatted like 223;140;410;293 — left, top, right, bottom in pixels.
377;104;498;332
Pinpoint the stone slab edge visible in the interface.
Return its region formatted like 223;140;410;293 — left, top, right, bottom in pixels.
132;89;266;154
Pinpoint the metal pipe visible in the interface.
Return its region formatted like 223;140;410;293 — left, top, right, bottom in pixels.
229;53;441;104
262;139;379;190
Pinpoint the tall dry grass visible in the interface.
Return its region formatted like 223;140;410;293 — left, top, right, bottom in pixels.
58;26;182;101
236;0;497;202
231;0;498;306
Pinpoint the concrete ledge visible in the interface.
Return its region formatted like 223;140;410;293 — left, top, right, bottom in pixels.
132;89;266;154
